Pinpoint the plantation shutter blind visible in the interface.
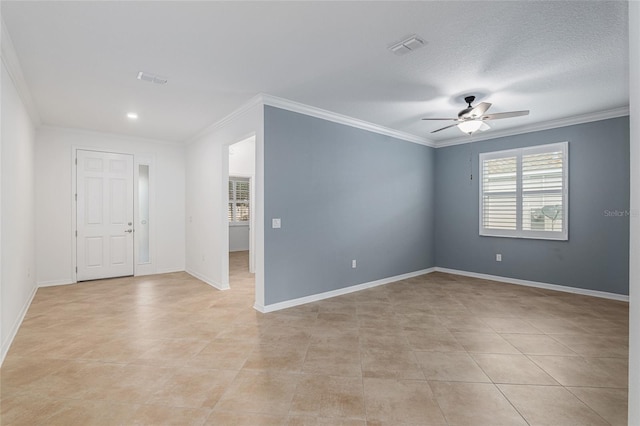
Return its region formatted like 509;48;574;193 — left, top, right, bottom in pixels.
482;156;517;230
229;178;250;223
480;142;568;240
521;149;565;232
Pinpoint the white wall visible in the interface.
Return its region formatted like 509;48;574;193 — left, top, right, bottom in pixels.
1;60;37;362
229;226;250;252
185;99;262;299
35;126;186;285
628;2;639;424
229;136;256;177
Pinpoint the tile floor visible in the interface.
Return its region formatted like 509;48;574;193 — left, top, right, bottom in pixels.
0;252;629;425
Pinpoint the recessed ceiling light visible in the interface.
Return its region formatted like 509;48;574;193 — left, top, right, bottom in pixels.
127;112;138;120
388;34;426;56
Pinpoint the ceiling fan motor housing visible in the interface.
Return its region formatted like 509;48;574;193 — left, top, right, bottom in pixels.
459;96;477;118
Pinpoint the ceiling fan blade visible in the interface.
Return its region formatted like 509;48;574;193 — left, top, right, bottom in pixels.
430;123;459;133
421;117;459;121
482;110;530;120
467;102;492;118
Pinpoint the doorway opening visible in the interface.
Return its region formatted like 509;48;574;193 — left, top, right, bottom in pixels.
227;136;255;290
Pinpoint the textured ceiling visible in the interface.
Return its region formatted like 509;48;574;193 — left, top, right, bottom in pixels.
1;1;629;143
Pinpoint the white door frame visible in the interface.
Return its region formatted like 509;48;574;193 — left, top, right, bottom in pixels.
222;134;257;289
71;146;156;282
76;150;134;280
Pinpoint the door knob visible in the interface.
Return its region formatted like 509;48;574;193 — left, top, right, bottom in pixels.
125;229;133;233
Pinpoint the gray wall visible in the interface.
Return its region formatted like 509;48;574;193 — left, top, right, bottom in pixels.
264;106;436;305
435;116;630;295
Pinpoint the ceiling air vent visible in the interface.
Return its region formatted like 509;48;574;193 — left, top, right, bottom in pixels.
388;34;426;56
137;71;168;85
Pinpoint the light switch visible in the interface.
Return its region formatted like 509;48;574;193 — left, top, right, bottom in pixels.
272;218;281;229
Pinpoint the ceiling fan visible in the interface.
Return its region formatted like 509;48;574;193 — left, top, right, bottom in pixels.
422;95;529;135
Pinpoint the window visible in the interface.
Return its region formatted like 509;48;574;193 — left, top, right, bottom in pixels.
229;178;250;224
479;142;568;240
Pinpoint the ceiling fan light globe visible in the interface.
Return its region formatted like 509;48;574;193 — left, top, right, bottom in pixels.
457;120;484;135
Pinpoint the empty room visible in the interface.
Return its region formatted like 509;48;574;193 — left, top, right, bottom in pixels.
1;1;639;425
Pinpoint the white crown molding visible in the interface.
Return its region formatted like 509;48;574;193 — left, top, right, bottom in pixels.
435;107;630;148
254;267;435;313
184;94;263;145
435;267;629;302
1;19;41;126
38;124;181;146
260;94;435;147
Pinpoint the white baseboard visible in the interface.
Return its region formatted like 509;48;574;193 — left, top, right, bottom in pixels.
38;279;74;288
435;267;630;302
154;267;186;275
186;269;230;291
1;284;38;365
255;268;436;313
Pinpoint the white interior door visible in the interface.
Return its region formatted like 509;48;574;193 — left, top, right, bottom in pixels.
76;150;134;281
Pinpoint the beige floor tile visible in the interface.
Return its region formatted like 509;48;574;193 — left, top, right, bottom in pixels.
25;361;127;400
135;338;211;365
550;334;629;358
526;318;592;335
404;330;466;352
186;339;255;370
0;357;69;391
363;377;446;424
285;416;366;425
568;387;628;426
130;404;211;425
308;332;360;352
452;331;520;354
529;355;628;388
438;316;494;333
289;374;365;419
430;381;527;425
78;337;161;362
204;411;285;425
587;357;629;388
147;368;237;408
214;323;263;343
360;349;424;380
302;344;362;377
85;364;172;404
501;333;578;356
0;393;68;425
471;353;559;385
395;313;444;332
499;384;609;426
241;343;308;372
45;399;140;426
481;317;542;334
1;253;629;424
214;370;299;415
414;351;490;383
358;329;411;351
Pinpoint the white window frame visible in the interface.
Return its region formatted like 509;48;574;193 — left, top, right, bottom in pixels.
479;141;569;240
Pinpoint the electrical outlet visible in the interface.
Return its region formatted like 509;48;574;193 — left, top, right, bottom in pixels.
272;218;281;229
496;254;502;262
352;259;357;269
